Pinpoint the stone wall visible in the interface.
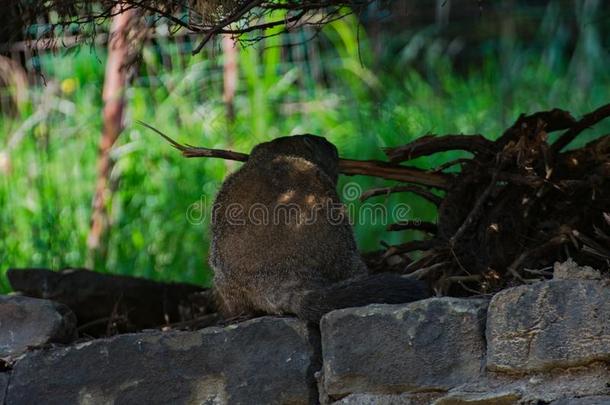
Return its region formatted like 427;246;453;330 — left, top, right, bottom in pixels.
1;274;609;404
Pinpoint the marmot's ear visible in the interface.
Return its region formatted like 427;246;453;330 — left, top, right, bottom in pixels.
302;136;316;153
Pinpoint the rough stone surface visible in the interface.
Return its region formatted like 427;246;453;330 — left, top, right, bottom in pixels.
432;390;521;405
486;280;610;372
334;393;442;405
550;396;610;405
0;295;77;361
440;362;610;404
6;317;320;405
3;276;610;404
0;373;8;404
321;298;488;397
553;259;602;280
518;362;610;403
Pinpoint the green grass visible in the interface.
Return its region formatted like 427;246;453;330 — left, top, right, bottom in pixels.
1;14;609;292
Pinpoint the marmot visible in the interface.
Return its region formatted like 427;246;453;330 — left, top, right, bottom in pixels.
209;135;429;322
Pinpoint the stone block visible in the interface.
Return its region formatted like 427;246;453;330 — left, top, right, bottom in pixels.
321;298;488;396
486;280;610;372
6;317;319;405
0;295;77;360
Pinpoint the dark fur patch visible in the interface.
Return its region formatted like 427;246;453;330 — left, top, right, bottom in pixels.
298;274;430;322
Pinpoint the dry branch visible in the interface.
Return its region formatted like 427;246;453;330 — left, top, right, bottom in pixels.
137;121;248;161
138;121;451;188
387;221;438;234
404;262;449;280
338;159;450;188
6;0;377;53
387;239;439;255
551;103;610;152
384;134;494;162
366;103;610;296
359;185;442;205
497;108;577;147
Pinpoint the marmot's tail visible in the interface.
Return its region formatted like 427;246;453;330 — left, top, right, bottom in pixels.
295;273;430;322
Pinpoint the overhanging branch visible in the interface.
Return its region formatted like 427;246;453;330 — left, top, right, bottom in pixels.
6;0;377;53
137;121;451;188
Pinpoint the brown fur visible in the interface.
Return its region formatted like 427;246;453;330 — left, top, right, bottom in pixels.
209;135;428;322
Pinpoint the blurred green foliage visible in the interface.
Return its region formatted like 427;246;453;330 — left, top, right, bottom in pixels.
0;5;609;292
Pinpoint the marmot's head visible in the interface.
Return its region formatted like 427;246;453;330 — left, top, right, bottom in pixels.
250;135;340;183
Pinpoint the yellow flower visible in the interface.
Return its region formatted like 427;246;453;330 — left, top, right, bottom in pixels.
61;78;76;94
34;123;48;138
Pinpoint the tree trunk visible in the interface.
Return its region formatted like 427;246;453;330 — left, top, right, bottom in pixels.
87;5;135;266
222;35;238;123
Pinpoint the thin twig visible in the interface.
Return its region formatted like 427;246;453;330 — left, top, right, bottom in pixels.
507;232;571;280
137;120;249;161
404;261;449;280
387;221;437;234
449;162;502;246
359;185;443;205
497;108;576;147
552;103;610;152
430;158;473;173
384;134;494;162
386;239;438;257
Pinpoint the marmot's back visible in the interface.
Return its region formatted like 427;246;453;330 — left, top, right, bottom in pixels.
211;152;362;279
209;135;429;321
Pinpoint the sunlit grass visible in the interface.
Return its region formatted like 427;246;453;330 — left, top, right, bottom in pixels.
0;13;609;292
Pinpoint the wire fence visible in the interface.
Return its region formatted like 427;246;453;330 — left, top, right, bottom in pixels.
0;23;345;117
